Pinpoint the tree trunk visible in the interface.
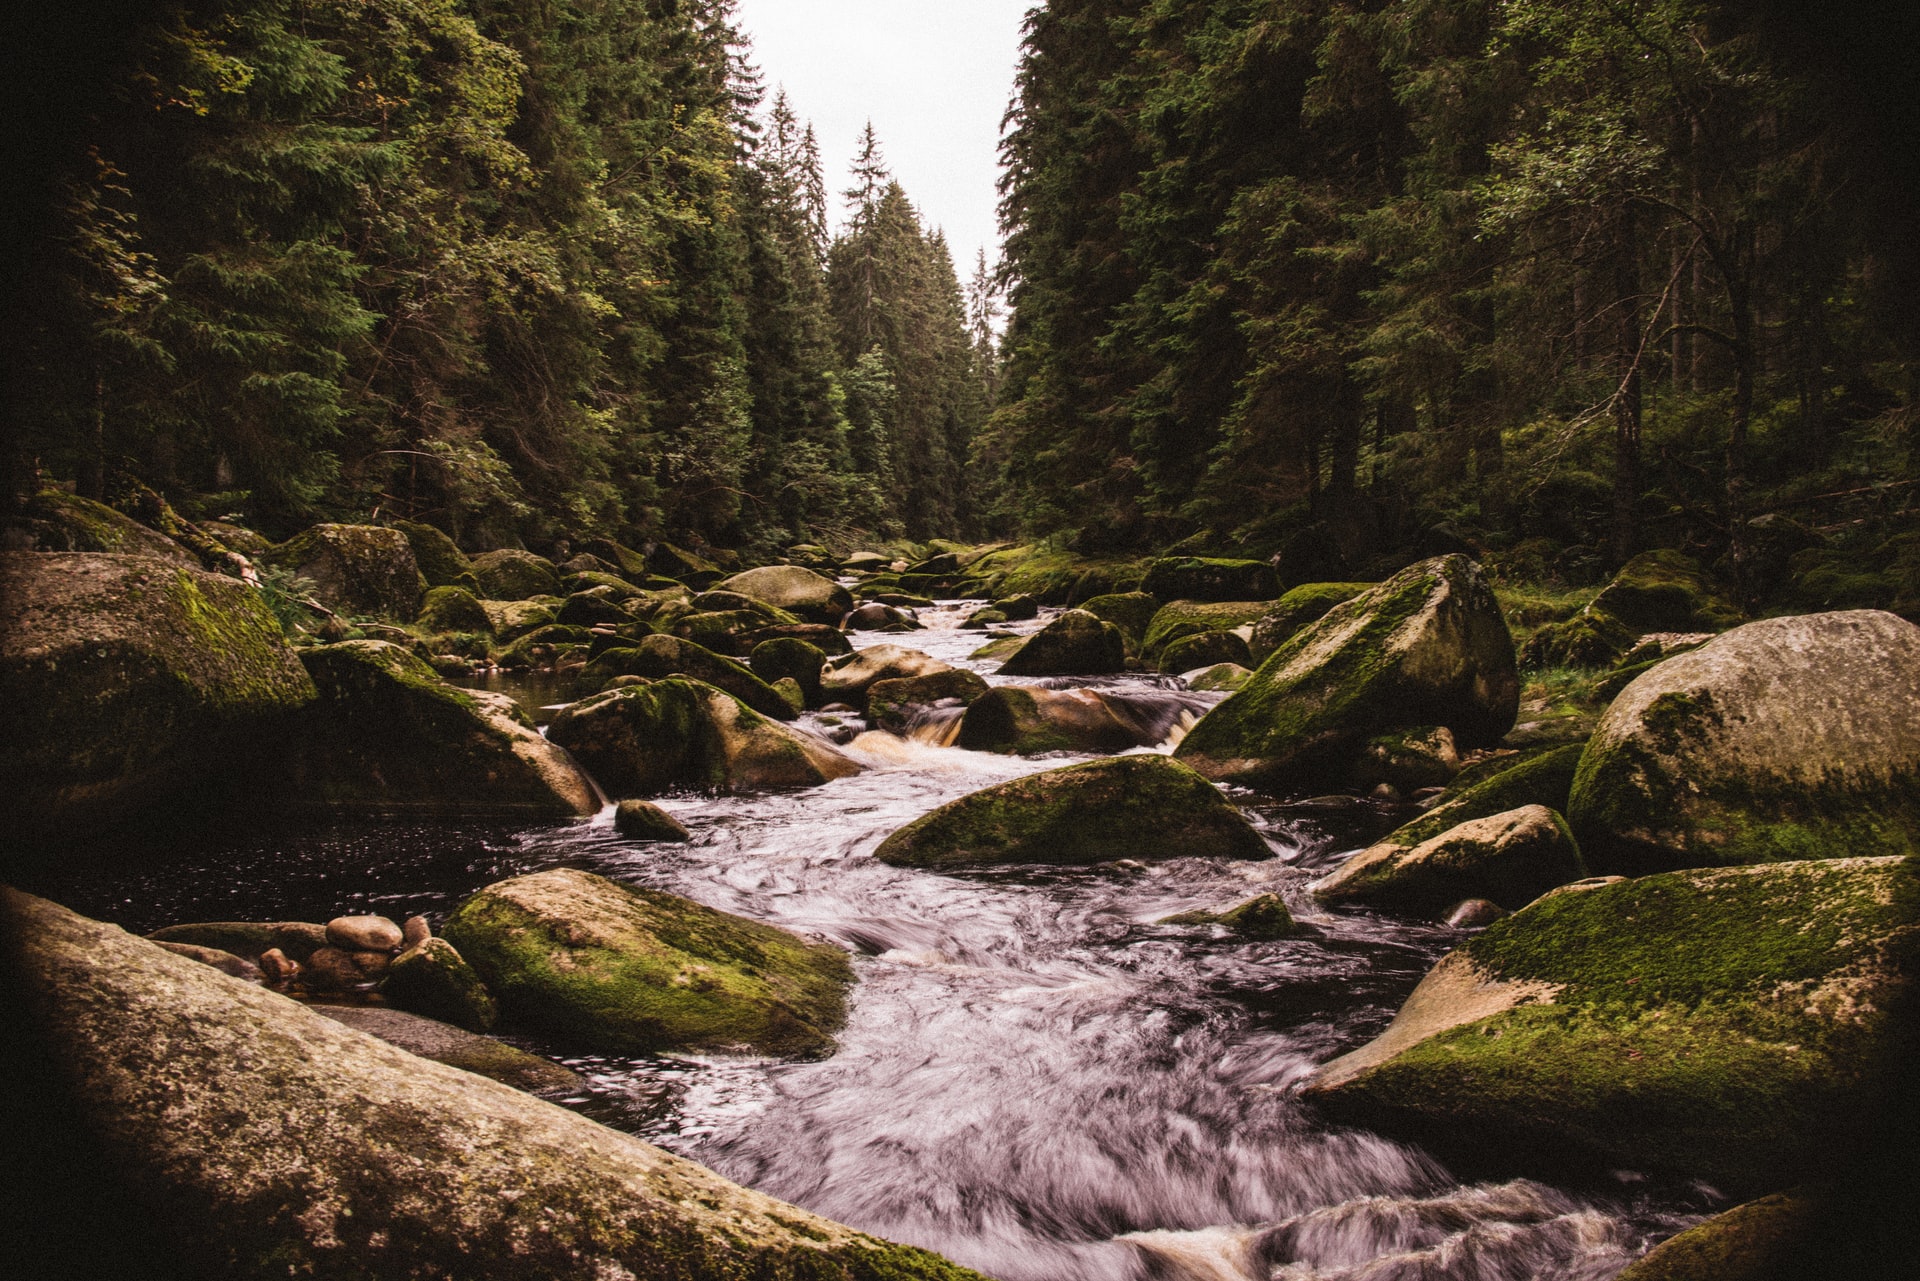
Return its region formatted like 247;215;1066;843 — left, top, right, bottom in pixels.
82;364;106;501
1610;207;1642;567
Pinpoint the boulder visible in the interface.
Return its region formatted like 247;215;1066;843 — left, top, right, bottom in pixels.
995;593;1040;621
614;798;692;842
750;637;828;708
1158;893;1297;939
1141;600;1269;666
1158;629;1252;674
1519;607;1638;669
1142;556;1281;603
672;608;790;656
844;602;919;631
313;1005;574;1093
1443;898;1508;928
305;946;392;990
1184;663;1253;692
149;921;329;964
1077;592;1160;654
715;564;853;625
382;937;498;1032
0;553;317;840
1590;548;1744;633
820;644;953;710
1568;610;1920;874
963;607;1007;629
875;755;1271;869
326;914;404;952
1176;556;1519;791
1351;726;1461;790
153;941;264;981
955;686;1152;755
414;585;493;636
744;622;853;656
564;570;646;602
443;869;852;1056
470;549;561;601
280;641;598;818
998;609;1127;676
1348;744;1586;874
651;542;724;588
1313;805;1587;916
867;670;991;736
579;536;652;579
557;588;634;628
4;888;975;1278
498;623;594;669
546;677;861;796
1249;583;1375;665
1305;857;1920;1192
478;598;556;641
390;520;477;592
584;634;797;721
1613;1192;1811;1281
7;489;196;564
688;589;795;620
266;524;424;619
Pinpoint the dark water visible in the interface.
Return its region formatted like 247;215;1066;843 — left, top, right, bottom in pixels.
17;602;1707;1281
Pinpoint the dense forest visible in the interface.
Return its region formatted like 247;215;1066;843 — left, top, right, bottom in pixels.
4;0;1917;616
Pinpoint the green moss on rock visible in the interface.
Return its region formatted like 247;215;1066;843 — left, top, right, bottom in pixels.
586;634;797;721
1141;600;1270;666
1160;629;1253;674
998;609;1127;676
1313;805;1587;915
752;637;829;708
867;670;991;735
391;520;476;591
1078;592;1161;655
470;549;561;601
1613;1192;1811;1281
1590;549;1744;633
415;585;493;636
954;686;1152;755
1142;556;1280;603
12;489;198;564
716;565;853;624
382;937;499;1032
1519;608;1638;669
266;524;424;620
1248;582;1374;664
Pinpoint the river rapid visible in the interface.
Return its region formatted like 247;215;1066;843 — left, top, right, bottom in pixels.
22;602;1709;1281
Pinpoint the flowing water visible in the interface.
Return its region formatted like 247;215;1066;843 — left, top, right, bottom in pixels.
19;602;1709;1281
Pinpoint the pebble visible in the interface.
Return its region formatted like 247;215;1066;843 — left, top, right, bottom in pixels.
402;916;433;949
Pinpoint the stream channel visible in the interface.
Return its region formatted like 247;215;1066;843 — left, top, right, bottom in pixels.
22;601;1712;1281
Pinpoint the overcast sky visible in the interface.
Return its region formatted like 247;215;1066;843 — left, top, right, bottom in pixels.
730;1;1035;281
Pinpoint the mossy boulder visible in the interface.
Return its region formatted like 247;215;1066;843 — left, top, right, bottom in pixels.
497;623;593;670
744;622;853;656
1305;856;1920;1192
1158;893;1297;939
867;670;991;735
1185;663;1254;692
750;637;828;708
1249;582;1374;665
1356;744;1587;870
557;588;635;628
390;520;477;592
443;869;852;1056
1176;556;1520;791
478;598;556;641
0;553;317;840
1351;725;1461;790
715;564;853;625
470;549;561;601
1590;548;1744;633
1159;629;1252;674
313;1004;577;1095
546;677;861;795
415;585;493;636
651;542;724;588
998;609;1127;676
819;644;953;709
1519;607;1638;669
9;489;197;564
584;634;797;721
267;524;424;619
578;536;652;579
1613;1192;1811;1281
382;937;498;1032
1142;556;1281;603
876;755;1270;869
673;608;796;656
1141;599;1269;666
5;888;977;1278
1568;610;1920;875
1078;591;1160;654
614;798;692;842
954;686;1151;755
1313;805;1587;916
281;641;598;818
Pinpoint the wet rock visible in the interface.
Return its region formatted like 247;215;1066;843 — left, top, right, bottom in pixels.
578;535;653;579
743;622;853;656
1354;744;1586;874
820;644;953;710
1142;556;1281;603
1612;1191;1811;1281
995;594;1040;621
1569;610;1920;874
258;948;299;984
750;637;828;708
469;549;561;601
305;945;391;990
1590;548;1744;634
867;670;991;735
4;888;975;1278
841;550;890;572
326;914;404;952
614;798;692;842
1077;591;1160;654
149;921;329;964
1249;582;1375;665
1158;628;1252;673
382;938;498;1032
281;641;598;818
998;609;1127;676
444;868;852;1056
314;1004;573;1093
265;524;424;619
875;755;1271;869
1351;726;1461;791
402;915;432;949
955;686;1149;754
154;941;264;981
556;587;634;628
1183;662;1253;692
1443;898;1508;928
1305;857;1920;1192
584;633;798;721
391;520;478;592
497;622;594;669
0;553;317;841
1159;893;1297;939
714;564;853;625
1176;555;1519;792
415;585;493;636
962;607;1007;629
1313;805;1587;916
547;677;861;795
1141;599;1270;667
675;606;806;656
845;602;919;631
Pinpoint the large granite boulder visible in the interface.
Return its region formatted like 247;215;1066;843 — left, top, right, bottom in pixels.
389;520;478;593
1077;592;1161;655
1141;600;1269;667
470;548;562;601
1158;629;1252;674
1589;548;1743;634
585;634;797;721
1305;856;1920;1192
715;564;853;625
1362;744;1587;867
4;888;977;1278
819;644;953;710
0;553;316;839
867;670;991;736
750;637;828;708
414;584;493;636
6;489;197;564
1568;611;1920;874
313;1005;577;1094
997;609;1126;676
443;869;852;1057
1176;556;1519;791
280;641;597;818
265;524;424;619
1249;582;1375;665
874;755;1270;869
546;677;861;796
1141;556;1281;603
955;686;1160;755
1312;805;1587;916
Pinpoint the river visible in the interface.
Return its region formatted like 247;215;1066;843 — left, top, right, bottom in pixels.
18;600;1706;1280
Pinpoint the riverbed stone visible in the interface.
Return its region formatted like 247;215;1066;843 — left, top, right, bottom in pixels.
0;552;318;840
868;670;991;736
478;597;556;641
325;914;404;952
154;941;264;981
305;945;391;990
1142;556;1281;603
651;542;724;588
558;587;636;629
1567;610;1920;874
584;634;798;721
874;755;1271;869
470;548;562;600
7;489;198;564
1141;600;1270;666
391;520;478;593
443;868;852;1056
1443;898;1508;928
820;644;953;709
1249;582;1375;664
955;686;1152;755
715;564;853;624
1343;744;1586;880
998;609;1127;676
1313;805;1587;916
414;584;493;636
282;640;598;818
1351;726;1461;790
615;798;692;842
149;921;330;963
1078;592;1161;655
1612;1191;1811;1281
266;524;425;619
547;677;861;796
382;937;498;1032
750;637;828;708
1184;662;1254;692
1158;628;1252;674
4;888;978;1278
1159;893;1297;939
1305;856;1920;1192
313;1004;573;1093
1589;548;1744;634
1176;555;1519;791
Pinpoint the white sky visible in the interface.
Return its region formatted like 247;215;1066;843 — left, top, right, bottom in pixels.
730;0;1035;281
